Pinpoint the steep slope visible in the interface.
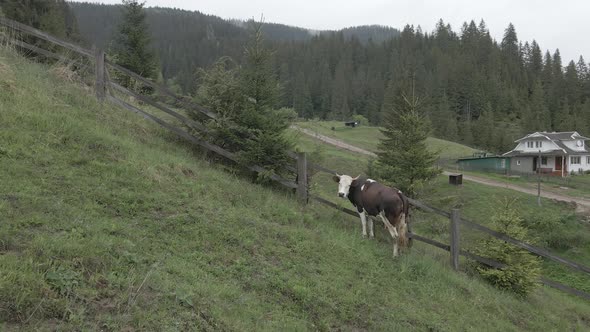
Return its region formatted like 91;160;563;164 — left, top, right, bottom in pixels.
1;48;589;331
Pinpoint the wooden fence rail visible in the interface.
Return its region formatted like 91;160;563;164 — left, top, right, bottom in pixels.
106;95;298;190
0;16;92;56
306;155;590;277
1;15;588;301
105;59;218;120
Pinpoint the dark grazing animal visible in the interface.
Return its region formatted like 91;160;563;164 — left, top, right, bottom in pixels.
333;174;409;257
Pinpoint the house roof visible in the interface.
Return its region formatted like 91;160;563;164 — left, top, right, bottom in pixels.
553;141;588;154
458;156;506;161
543;131;590;140
515;131;590;142
502;150;566;157
502;141;588;157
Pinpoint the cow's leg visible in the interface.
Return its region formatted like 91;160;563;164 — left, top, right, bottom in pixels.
358;211;368;237
396;213;409;251
368;217;374;239
379;212;399;257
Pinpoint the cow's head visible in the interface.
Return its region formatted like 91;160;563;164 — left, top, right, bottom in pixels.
332;174;360;198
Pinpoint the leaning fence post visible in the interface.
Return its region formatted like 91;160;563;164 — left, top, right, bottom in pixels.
296;152;308;204
450;209;460;270
95;48;106;102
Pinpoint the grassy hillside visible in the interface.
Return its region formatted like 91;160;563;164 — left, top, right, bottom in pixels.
295;120;478;159
1;48;590;331
293;120;590;294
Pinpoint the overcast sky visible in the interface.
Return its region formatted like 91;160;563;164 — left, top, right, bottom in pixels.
71;0;589;64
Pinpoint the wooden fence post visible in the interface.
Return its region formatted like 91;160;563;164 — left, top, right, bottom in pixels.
95;48;106;102
450;209;460;270
296;152;308;204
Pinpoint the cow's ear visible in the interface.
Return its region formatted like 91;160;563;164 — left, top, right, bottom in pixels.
332;174;340;183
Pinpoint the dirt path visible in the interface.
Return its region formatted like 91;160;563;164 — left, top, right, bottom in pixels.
292;125;377;157
442;171;590;213
292;125;590;214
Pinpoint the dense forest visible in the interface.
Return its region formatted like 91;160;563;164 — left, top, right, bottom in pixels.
0;0;79;41
3;2;589;154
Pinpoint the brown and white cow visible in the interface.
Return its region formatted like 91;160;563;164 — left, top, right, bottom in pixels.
333;174;410;257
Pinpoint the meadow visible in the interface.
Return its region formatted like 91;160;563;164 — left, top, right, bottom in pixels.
295;120;478;159
1;47;589;330
292;121;590;294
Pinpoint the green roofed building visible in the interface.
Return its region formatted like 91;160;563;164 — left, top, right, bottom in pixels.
457;154;510;174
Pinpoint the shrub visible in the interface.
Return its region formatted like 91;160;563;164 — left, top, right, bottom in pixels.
473;200;541;296
352;114;368;126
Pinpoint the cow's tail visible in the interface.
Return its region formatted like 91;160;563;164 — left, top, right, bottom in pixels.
397;190;411;249
398;212;409;248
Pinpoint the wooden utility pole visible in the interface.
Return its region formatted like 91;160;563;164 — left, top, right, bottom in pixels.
537;150;542;206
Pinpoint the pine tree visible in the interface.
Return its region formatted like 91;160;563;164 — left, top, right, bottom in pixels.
576;56;588;84
432;93;458;140
555;99;574;131
372;88;439;196
194;56;245;151
236;22;294;175
501;23;520;79
524;79;551;131
112;0;156;92
458;119;474;146
474;200;541;296
473;108;494;149
564;60;580;103
194;23;294;176
576;56;589;103
292;71;313;118
0;0;79;53
316;61;332;120
581;102;590;135
330;57;352;120
525;40;543;88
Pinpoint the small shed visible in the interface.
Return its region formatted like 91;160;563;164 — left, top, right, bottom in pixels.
448;173;463;185
457;155;510;173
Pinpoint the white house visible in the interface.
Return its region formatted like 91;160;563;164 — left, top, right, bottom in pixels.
502;131;590;176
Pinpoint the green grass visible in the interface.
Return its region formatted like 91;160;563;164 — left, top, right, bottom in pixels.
2;48;590;331
295;120;478;159
293;119;590;295
457;169;590;199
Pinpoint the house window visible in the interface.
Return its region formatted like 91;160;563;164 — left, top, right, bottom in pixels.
541;157;547;165
587;156;590;164
535;141;543;148
527;141;533;148
571;156;581;164
516;159;521;166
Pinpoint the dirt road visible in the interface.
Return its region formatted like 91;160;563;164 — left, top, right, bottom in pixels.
292;125;590;213
292;126;377;157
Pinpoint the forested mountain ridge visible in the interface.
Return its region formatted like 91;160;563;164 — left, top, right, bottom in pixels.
67;3;590;154
69;2;400;93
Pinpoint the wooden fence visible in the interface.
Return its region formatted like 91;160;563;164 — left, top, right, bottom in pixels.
1;16;588;301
